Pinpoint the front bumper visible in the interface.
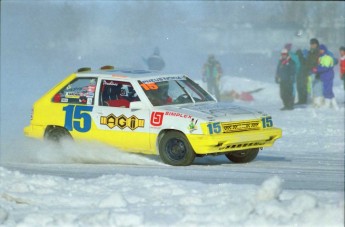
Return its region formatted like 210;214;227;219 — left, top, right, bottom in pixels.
187;127;282;155
24;124;46;139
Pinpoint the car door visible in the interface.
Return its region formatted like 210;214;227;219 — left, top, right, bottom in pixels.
91;79;151;153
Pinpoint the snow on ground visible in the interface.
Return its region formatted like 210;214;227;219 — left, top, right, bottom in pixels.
0;167;343;227
1;76;344;226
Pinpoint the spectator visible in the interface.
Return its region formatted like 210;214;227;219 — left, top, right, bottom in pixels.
315;44;338;110
144;47;165;71
295;49;308;105
305;38;320;105
202;54;222;100
275;48;296;110
284;43;300;104
339;46;345;90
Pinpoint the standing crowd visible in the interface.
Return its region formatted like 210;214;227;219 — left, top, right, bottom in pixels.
276;38;344;111
144;44;344;109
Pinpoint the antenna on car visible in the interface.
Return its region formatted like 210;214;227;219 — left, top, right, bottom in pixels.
77;67;91;72
100;65;115;70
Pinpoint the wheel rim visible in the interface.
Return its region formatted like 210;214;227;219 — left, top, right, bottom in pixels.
165;138;187;161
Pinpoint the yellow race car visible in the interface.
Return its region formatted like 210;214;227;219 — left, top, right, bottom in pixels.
24;67;282;166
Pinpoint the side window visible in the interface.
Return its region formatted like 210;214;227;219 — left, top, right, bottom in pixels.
52;78;97;105
99;80;140;108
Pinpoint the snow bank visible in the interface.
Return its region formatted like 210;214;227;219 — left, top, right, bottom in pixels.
0;167;343;227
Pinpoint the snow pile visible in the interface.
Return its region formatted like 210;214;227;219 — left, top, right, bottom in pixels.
0;167;343;227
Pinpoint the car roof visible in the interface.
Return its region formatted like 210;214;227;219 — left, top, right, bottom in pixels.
76;68;185;81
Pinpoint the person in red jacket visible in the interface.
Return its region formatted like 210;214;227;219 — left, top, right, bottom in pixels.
339;46;345;90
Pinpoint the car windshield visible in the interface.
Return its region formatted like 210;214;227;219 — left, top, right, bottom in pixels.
138;76;215;106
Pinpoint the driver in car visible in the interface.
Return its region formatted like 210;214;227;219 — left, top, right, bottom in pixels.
147;81;172;106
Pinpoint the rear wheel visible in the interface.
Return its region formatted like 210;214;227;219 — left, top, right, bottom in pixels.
225;148;259;163
159;131;195;166
44;126;72;143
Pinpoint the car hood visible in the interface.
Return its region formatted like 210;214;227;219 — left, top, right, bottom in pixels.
162;102;265;122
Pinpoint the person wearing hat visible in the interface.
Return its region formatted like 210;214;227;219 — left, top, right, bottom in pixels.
275;48;296;110
284;43;301;102
295;48;308;105
305;38;320;104
202;54;223;100
313;44;339;110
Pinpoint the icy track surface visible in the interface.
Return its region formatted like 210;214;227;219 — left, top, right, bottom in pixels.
1;76;344;226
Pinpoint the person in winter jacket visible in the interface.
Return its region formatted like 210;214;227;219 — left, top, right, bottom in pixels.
295;49;308;105
305;38;321;104
144;47;165;71
202;54;223;100
314;44;338;109
284;43;300;104
276;48;296;110
339;46;345;90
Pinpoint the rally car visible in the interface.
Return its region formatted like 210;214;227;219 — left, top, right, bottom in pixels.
24;66;282;166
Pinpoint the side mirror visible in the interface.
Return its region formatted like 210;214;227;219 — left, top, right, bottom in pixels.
130;101;145;110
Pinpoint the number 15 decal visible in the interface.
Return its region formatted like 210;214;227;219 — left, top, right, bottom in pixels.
262;116;273;128
63;105;93;132
207;122;221;134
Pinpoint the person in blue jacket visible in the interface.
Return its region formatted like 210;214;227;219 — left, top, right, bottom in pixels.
275;48;296;110
314;44;338;109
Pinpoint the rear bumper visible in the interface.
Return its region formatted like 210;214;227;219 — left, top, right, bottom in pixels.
187;127;282;155
24;124;46;139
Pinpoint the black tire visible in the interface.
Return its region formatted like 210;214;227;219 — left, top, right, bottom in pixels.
44;127;72;143
159;131;195;166
225;148;259;163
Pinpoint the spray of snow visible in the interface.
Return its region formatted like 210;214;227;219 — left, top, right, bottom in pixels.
1;138;162;166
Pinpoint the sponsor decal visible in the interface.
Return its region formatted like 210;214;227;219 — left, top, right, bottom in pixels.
150;111;164;126
165;111;192;119
221;120;260;133
85;92;95;98
61;98;68;103
65;92;80;99
66;87;83;92
103;80;119;86
188;118;198;133
100;114;145;130
140;76;185;84
87;98;93;105
86;85;96;93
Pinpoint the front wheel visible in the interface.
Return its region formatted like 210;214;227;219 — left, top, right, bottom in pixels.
225;148;259;163
159;131;195;166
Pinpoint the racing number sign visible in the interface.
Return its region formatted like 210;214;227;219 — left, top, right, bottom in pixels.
63;105;93;132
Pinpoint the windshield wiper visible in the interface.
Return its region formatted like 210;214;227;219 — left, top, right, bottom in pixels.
175;81;195;104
